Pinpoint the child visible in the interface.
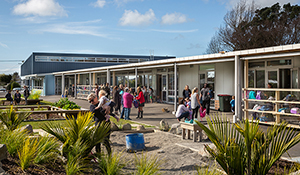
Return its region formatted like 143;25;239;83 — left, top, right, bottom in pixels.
96;90;120;122
230;96;235;114
185;97;191;110
14;90;21;105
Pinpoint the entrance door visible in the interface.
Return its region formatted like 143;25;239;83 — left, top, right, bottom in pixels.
279;69;291;88
199;73;205;90
267;70;278;88
162;75;167;102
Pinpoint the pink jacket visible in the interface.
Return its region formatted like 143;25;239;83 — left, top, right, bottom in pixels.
123;92;134;108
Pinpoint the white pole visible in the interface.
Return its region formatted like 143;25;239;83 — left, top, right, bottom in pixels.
107;69;111;85
89;72;92;94
174;63;177;113
234;55;241;122
74;74;77;99
135;67;138;90
61;74;65;97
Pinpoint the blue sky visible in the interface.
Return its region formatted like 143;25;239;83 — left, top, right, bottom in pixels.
0;0;299;75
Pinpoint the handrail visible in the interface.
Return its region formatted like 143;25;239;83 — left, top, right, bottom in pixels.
243;88;300;92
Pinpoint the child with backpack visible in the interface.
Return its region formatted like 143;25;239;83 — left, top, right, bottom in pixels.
96;90;119;122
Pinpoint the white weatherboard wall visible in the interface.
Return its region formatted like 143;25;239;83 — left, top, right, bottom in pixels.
178;65;199;97
215;62;235;100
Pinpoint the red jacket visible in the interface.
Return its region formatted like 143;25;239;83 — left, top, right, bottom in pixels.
136;91;145;104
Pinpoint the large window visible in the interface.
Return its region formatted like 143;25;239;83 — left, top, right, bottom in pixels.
35;56;148;63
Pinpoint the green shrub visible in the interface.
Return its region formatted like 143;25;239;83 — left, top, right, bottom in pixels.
28;89;42;100
53;98;80;109
134;152;164;175
196;114;300;175
6;81;20;90
0;106;31;131
97;151;127;175
0;128;27;157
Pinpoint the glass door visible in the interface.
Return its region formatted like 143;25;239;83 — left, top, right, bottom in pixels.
267;70;278;88
162;74;167;102
199;73;205;89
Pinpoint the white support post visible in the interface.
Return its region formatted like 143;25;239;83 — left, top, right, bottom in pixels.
135;67;138;89
74;74;77;99
62;74;65;97
234;55;241;122
89;72;92;94
107;69;111;85
174;63;177;113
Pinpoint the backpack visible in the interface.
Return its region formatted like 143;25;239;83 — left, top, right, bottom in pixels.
248;91;256;99
256;91;262;100
133;100;139;108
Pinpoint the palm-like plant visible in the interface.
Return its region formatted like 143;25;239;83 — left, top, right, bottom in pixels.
0;106;31;131
196;114;300;175
41;112;111;159
97;151;127;175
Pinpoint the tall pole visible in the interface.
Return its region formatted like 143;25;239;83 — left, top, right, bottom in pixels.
62;74;65;97
89;72;92;94
135;67;138;90
107;69;111;85
234;55;241;122
74;74;77;99
174;63;177;112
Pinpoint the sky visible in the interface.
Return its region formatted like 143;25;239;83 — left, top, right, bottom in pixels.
0;0;299;75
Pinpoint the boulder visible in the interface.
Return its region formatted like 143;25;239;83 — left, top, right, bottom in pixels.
122;123;131;130
20;124;33;134
0;144;7;161
136;125;145;131
111;122;119;131
169;123;180;134
159;119;169;131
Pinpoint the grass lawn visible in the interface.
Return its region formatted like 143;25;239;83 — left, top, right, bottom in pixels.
20;117;156;130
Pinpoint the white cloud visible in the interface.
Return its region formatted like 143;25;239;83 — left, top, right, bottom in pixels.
13;0;67;17
119;9;156;26
161;12;188;25
38;20;108;38
0;42;9;49
92;0;106;8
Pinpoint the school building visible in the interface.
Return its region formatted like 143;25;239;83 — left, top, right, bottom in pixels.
21;44;300;122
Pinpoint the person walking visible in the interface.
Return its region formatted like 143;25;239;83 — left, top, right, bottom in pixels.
200;83;210;115
23;86;30;105
88;93;112;155
123;87;134;120
103;83;110;98
191;87;201;120
182;85;191;99
135;86;145;119
14;90;21;105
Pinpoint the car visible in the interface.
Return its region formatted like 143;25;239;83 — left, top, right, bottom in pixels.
12;87;22;91
0;88;6;92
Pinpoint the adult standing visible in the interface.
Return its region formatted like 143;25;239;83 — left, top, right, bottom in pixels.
182;85;191;99
200;83;210;115
88;93;111;155
119;84;126;119
123;87;134;120
94;84;100;99
191;87;201;120
112;86;121;115
103;83;110;98
14;90;21;105
135;86;145;119
23;86;30;105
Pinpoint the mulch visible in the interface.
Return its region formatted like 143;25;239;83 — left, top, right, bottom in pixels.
25;114;64;121
1;154;66;175
268;159;297;175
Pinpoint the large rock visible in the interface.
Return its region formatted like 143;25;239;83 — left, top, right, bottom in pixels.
136;125;145;131
20;124;33;134
169;123;180;134
159;119;169;131
122;123;131;130
111;122;119;131
0;144;7;161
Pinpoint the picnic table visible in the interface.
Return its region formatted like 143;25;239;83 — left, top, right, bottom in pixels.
180;122;203;142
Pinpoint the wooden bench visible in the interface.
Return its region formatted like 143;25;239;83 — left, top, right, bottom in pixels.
16;109;90;119
1;99;25;105
180;122;203;142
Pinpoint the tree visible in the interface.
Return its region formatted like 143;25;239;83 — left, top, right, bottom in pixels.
206;1;300;53
0;74;12;85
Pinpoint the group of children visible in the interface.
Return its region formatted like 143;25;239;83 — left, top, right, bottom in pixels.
175;97;206;123
5;90;21;105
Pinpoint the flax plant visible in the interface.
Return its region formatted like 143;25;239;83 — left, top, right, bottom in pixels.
97;151;127;175
196;113;300;175
18;138;39;170
34;136;60;164
1;129;27;157
0;106;31;131
134;152;164;175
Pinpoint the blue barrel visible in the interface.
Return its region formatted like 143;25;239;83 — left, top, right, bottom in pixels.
126;133;145;152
